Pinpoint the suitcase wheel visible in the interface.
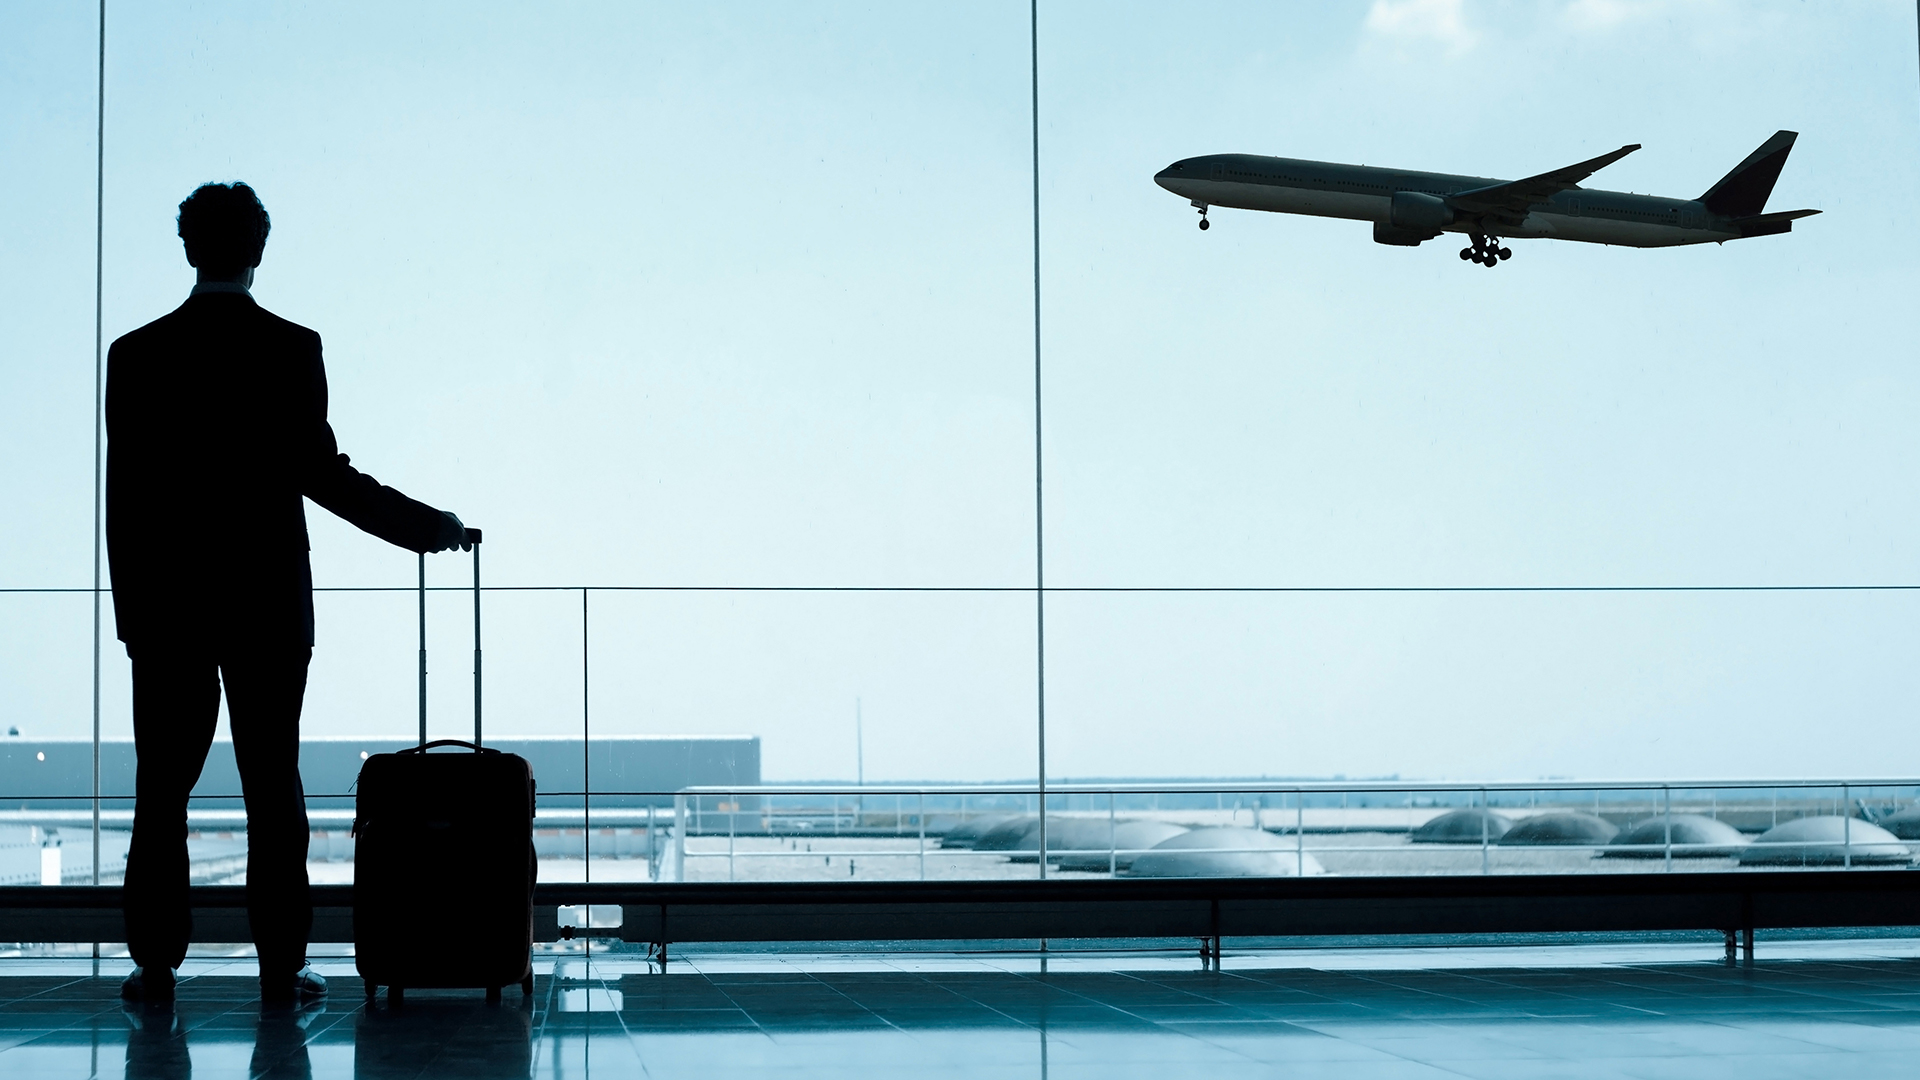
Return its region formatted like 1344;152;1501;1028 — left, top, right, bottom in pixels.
486;986;502;1004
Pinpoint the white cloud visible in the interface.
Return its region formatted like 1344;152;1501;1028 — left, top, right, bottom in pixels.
1363;0;1476;53
1561;0;1665;32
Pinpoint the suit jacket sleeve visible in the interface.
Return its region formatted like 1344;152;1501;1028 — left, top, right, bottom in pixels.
296;331;448;554
103;337;143;604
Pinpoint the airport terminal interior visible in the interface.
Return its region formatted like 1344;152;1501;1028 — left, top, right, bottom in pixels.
11;2;1920;1078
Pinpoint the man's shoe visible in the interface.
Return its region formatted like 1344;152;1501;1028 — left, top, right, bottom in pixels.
260;963;326;1005
121;966;176;1002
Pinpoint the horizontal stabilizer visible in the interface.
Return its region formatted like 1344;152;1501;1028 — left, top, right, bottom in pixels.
1700;131;1798;217
1731;207;1820;238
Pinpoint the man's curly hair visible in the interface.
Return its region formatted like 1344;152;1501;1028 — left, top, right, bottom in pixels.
177;182;271;273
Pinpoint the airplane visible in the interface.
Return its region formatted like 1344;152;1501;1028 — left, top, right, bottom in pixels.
1153;131;1817;267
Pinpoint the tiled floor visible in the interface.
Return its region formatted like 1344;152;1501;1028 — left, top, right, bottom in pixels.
5;942;1920;1078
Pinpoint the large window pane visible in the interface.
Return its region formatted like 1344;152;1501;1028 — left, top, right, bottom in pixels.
0;5;97;590
102;2;1035;595
0;7;106;891
1045;590;1920;781
1042;2;1920;590
1037;2;1920;780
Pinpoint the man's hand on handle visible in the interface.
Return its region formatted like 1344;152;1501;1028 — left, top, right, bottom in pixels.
431;511;472;553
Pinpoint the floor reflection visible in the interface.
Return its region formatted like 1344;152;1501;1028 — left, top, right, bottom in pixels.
252;1002;323;1080
354;999;533;1079
122;1004;191;1080
4;946;1920;1078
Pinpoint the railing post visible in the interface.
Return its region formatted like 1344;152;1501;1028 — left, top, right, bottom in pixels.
672;793;686;882
1038;785;1048;878
918;792;927;881
1295;790;1304;877
728;795;736;882
1663;786;1672;871
1480;788;1490;875
1108;791;1118;877
1843;783;1852;869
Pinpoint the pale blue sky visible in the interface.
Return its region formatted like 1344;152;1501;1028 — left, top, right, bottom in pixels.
3;1;1917;783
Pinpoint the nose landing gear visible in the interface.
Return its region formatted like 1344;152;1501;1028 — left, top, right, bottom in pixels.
1457;234;1511;267
1192;200;1210;231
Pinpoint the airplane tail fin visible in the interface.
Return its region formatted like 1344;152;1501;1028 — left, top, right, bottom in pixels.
1698;130;1798;217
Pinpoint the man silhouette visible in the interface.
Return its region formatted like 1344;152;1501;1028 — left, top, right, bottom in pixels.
107;182;468;1003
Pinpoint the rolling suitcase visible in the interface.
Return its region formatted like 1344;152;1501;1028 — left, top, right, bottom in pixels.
352;529;538;1004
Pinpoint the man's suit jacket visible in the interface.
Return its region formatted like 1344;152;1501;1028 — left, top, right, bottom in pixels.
106;291;446;648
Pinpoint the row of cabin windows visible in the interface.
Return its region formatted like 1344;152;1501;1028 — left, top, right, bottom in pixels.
1216;171;1689;220
1221;169;1446;197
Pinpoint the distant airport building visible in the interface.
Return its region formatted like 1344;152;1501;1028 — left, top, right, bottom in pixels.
0;735;759;809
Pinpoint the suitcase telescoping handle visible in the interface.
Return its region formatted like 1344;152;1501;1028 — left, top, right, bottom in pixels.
417;527;485;750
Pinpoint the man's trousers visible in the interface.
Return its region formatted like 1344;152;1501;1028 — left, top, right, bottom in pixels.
123;644;313;977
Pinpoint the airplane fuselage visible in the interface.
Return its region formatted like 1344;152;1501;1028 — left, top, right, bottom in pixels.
1155;154;1743;247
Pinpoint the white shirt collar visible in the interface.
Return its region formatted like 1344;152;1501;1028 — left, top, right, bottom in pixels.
189;281;252;298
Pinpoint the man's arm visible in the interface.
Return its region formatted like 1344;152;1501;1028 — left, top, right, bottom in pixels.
103;338;145;597
295;332;466;554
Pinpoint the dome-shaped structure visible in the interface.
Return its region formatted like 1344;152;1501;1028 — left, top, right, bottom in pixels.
1736;816;1911;866
1006;817;1119;864
1409;809;1513;844
1054;821;1191;873
936;814;1023;850
1122;827;1325;878
972;816;1042;852
1498;812;1617;846
1875;806;1920;840
1603;814;1748;858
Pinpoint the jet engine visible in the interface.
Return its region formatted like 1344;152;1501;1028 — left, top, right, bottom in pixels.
1389;190;1454;231
1373;222;1437;246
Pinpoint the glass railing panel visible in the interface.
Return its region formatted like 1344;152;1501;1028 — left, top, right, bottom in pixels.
574;589;1038;882
0;594;111;890
648;780;1920;883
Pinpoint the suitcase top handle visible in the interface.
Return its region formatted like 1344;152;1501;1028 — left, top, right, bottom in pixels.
398;739;499;755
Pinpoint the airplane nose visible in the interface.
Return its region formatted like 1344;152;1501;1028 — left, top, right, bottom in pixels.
1154;162;1182;189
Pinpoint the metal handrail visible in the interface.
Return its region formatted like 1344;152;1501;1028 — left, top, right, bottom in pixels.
678;779;1920;795
8;778;1912;801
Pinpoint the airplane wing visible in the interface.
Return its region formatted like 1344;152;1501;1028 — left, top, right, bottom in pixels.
1447;144;1641;229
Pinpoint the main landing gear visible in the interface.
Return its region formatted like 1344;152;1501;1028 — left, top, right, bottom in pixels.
1458;234;1510;267
1192;200;1210;230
